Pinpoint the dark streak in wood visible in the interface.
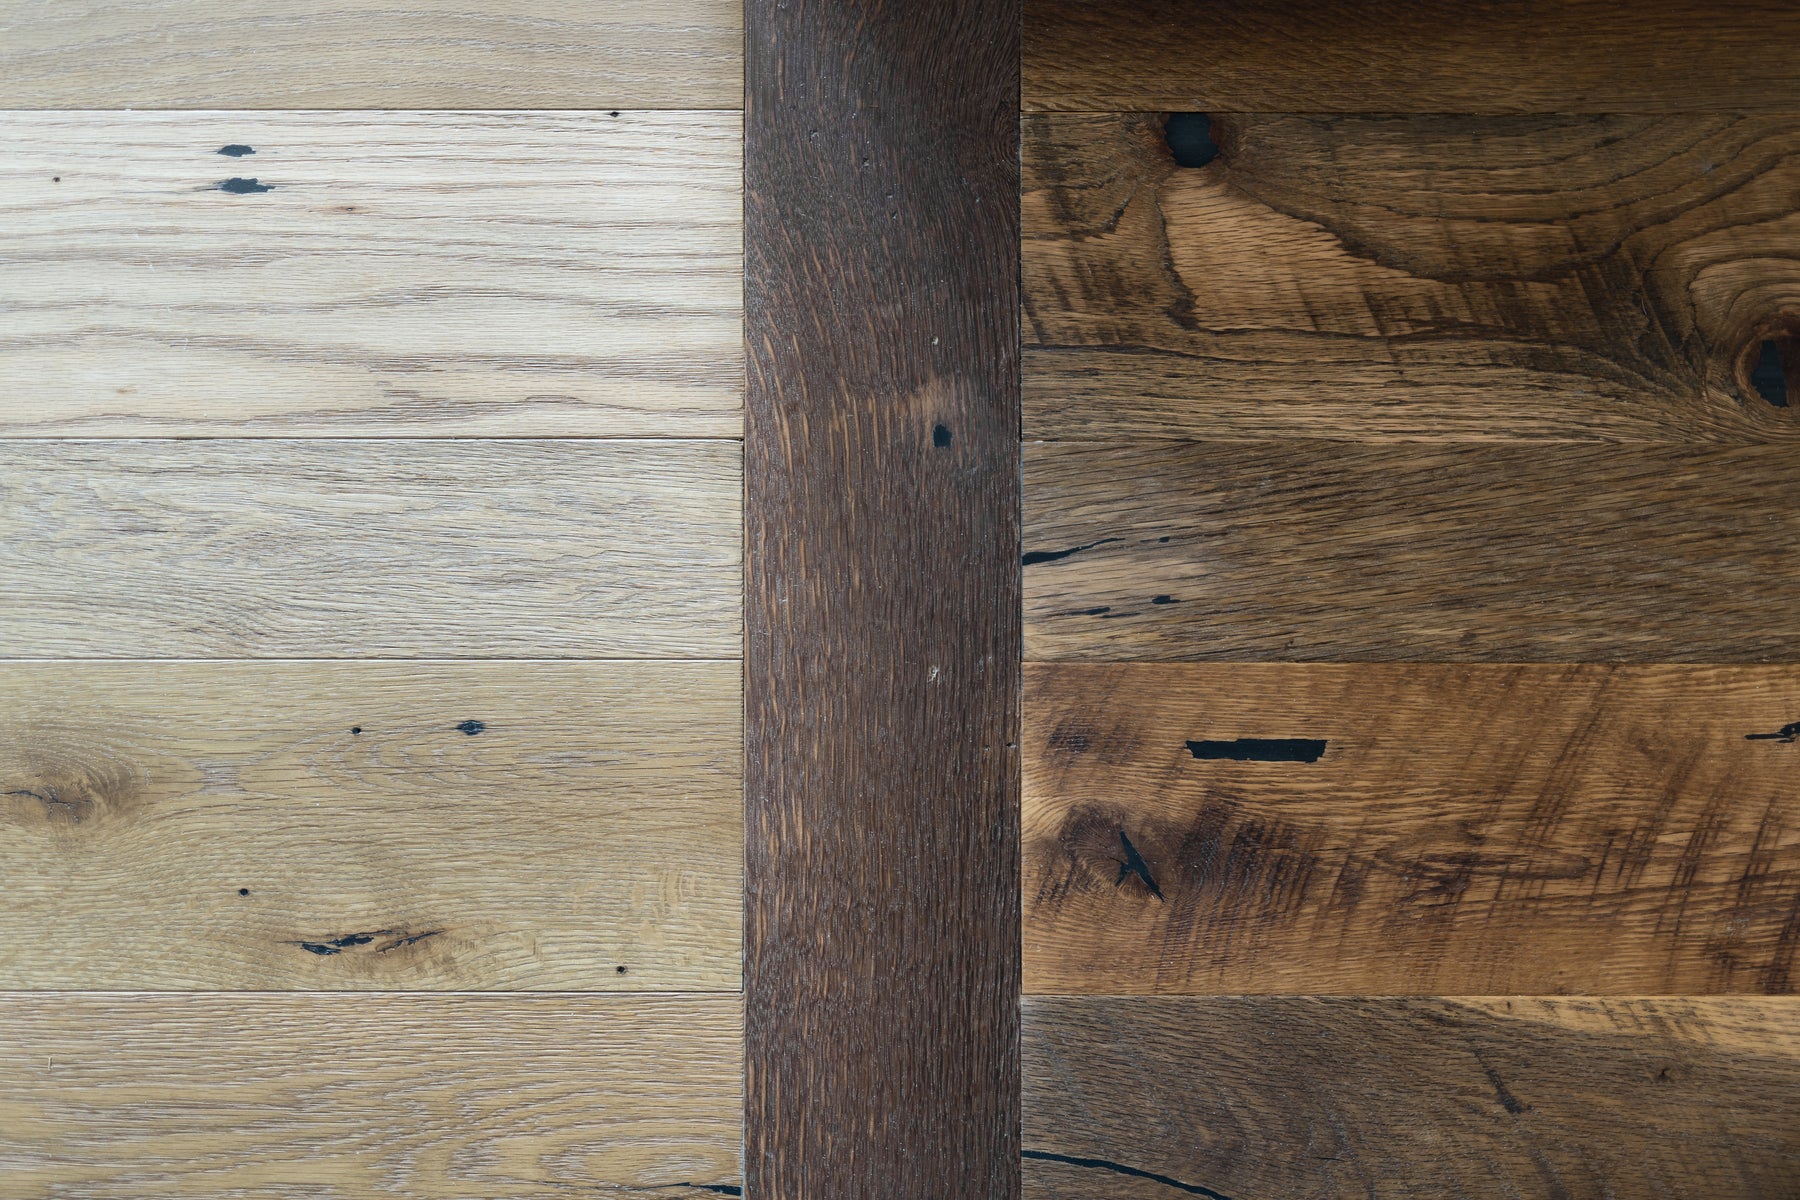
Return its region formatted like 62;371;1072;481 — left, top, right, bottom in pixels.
744;0;1020;1195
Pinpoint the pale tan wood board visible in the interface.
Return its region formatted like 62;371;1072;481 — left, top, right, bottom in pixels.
0;1;743;109
0;439;742;658
0;993;742;1196
0;111;742;437
0;661;741;990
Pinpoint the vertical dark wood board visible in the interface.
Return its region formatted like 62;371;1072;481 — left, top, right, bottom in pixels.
744;1;1021;1197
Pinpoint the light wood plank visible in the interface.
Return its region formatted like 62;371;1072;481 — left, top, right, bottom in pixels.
0;440;741;658
0;993;741;1197
1024;996;1800;1199
1025;0;1800;113
0;661;739;990
0;111;741;438
1024;112;1800;442
1023;441;1800;662
0;1;742;109
1024;663;1800;996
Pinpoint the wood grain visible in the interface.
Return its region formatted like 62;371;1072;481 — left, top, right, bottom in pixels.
1023;441;1800;662
0;1;742;109
1024;663;1800;996
0;993;741;1197
1024;996;1800;1199
0;111;741;438
743;0;1020;1193
0;661;739;990
1024;0;1800;113
0;440;741;659
1024;112;1800;442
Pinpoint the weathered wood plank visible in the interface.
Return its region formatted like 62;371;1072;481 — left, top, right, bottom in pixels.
1025;0;1800;113
0;993;741;1197
1024;113;1800;442
1023;442;1800;662
0;661;739;990
0;440;741;658
0;1;742;109
1024;996;1800;1199
1024;663;1800;996
0;112;741;437
743;0;1020;1193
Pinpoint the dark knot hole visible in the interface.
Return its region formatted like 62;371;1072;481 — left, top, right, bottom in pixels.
1164;112;1219;169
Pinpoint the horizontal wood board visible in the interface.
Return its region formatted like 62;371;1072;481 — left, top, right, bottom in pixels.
0;661;740;990
0;111;742;438
0;993;742;1197
1024;663;1800;995
0;439;742;659
1024;996;1800;1199
1024;112;1800;443
0;0;743;109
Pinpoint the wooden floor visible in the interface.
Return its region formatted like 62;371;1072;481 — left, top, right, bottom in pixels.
0;2;745;1194
1022;1;1800;1195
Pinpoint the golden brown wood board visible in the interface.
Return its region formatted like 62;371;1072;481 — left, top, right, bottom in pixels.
0;993;742;1197
0;661;740;990
1023;663;1800;996
0;440;741;658
1024;0;1800;113
0;0;743;109
0;111;742;438
1023;996;1800;1199
1023;441;1800;662
1024;113;1800;442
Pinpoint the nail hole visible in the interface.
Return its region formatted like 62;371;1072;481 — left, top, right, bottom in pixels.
1751;339;1789;408
933;423;952;448
238;888;250;896
1164;112;1218;168
350;726;361;734
615;964;628;974
52;176;60;182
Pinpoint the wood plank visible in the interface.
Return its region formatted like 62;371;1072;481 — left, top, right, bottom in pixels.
0;661;739;990
1023;996;1800;1199
0;440;741;658
0;1;742;109
743;0;1020;1193
1024;0;1800;113
1023;441;1800;662
0;993;741;1196
1024;663;1800;996
1024;112;1800;442
0;112;741;438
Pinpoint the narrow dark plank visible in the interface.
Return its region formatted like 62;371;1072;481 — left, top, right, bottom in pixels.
1024;663;1800;995
1023;442;1800;662
744;0;1020;1196
1024;996;1800;1199
1024;112;1800;442
1025;0;1800;112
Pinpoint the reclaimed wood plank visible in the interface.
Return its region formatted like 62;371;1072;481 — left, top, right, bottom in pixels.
1023;441;1800;662
0;661;740;990
0;440;741;659
1024;663;1800;996
0;111;741;438
1024;996;1800;1199
0;993;742;1197
1024;112;1800;442
1025;0;1800;113
0;1;742;109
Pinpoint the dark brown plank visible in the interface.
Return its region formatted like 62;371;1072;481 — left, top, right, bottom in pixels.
1024;112;1800;442
1023;442;1800;662
1025;0;1800;113
1023;996;1800;1199
1024;663;1800;996
743;0;1020;1195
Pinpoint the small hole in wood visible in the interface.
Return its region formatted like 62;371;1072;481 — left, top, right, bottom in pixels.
238;888;250;896
1164;113;1218;168
1751;338;1789;408
615;964;628;974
